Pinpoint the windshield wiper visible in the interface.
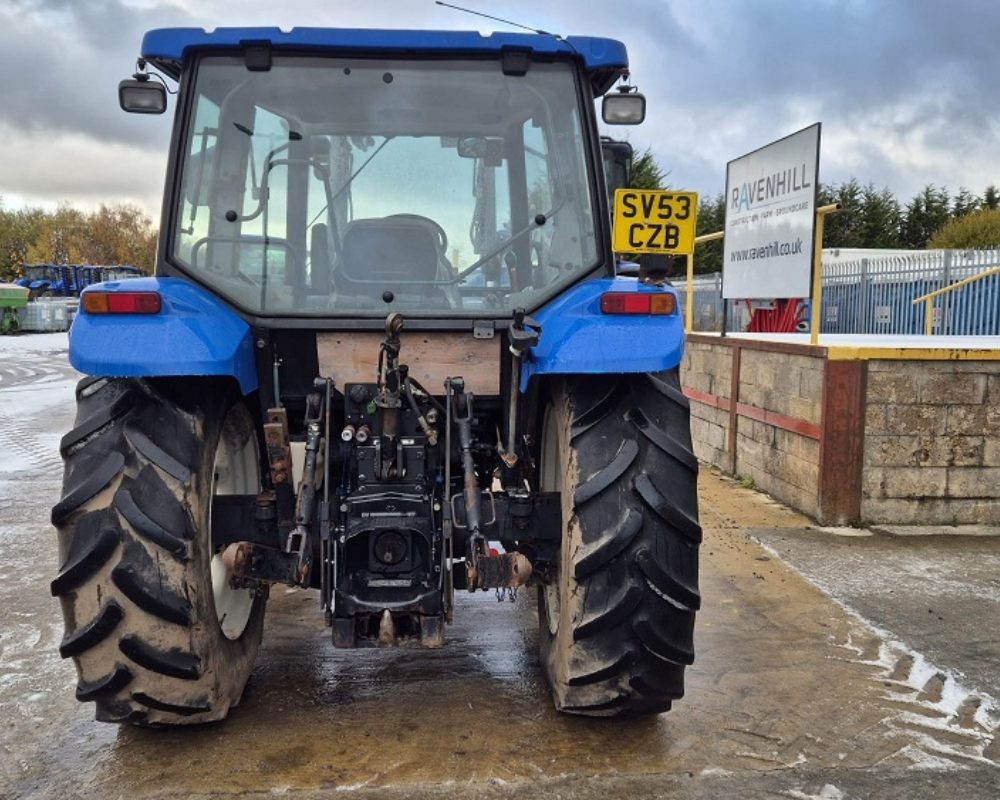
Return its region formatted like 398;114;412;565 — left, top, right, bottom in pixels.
306;136;394;230
452;201;565;283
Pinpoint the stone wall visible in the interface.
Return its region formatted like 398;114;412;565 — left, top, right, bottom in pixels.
681;341;731;471
734;349;824;517
862;361;1000;524
683;336;1000;527
738;349;825;426
737;424;821;519
681;341;826;517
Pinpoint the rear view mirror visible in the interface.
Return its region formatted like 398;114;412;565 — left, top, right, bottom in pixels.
457;137;504;166
602;92;646;125
119;79;166;114
310;136;331;168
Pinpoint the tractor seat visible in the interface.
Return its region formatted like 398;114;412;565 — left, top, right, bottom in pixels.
337;217;444;293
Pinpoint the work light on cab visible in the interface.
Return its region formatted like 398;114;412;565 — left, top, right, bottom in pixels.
82;291;162;314
599;292;676;315
602;86;646;125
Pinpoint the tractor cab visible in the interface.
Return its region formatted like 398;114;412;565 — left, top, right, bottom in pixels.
127;29;643;321
19;264;73;297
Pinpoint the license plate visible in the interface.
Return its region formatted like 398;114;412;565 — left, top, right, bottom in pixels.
612;189;698;255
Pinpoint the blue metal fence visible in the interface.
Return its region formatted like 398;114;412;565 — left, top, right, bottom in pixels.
678;249;1000;335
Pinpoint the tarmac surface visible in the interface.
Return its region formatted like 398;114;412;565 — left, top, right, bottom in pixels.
1;333;999;799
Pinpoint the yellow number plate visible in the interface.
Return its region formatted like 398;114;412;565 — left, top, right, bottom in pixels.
612;189;698;255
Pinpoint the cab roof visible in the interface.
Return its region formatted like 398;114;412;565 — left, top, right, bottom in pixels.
140;27;629;95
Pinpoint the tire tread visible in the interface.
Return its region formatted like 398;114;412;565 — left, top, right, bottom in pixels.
59;600;125;658
52;377;265;725
111;559;192;626
541;370;700;718
51;524;119;597
573;438;638;507
118;634;201;680
113;488;189;560
573;509;642;578
51;452;125;527
76;665;133;702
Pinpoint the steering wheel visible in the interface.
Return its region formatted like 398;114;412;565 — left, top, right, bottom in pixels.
388;214;448;252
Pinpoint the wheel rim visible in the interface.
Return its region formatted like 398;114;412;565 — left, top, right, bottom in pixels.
210;408;259;640
540;402;561;636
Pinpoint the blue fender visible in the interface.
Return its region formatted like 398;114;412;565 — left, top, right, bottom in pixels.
70;277;258;395
520;277;685;392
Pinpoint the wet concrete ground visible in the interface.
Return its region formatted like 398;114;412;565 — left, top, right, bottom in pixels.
2;336;999;799
752;524;1000;704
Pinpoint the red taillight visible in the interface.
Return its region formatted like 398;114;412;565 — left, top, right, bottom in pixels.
83;292;161;315
600;292;676;315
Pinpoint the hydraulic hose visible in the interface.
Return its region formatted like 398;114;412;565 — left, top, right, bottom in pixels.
404;377;437;445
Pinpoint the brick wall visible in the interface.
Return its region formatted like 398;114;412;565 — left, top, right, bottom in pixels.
862;362;1000;524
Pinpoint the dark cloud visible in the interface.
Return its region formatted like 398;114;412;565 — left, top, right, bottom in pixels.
0;0;189;145
2;0;999;211
623;0;1000;196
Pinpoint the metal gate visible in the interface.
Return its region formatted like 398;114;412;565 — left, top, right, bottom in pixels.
677;249;1000;335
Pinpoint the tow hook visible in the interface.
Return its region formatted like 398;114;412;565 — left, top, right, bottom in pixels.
467;551;533;592
222;541;303;587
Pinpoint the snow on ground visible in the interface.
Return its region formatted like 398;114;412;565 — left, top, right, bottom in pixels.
784;785;845;800
0;413;69;475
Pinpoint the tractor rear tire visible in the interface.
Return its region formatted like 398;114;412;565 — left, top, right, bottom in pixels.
51;377;267;725
538;370;701;717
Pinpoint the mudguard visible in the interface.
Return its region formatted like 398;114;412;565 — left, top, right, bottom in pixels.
70;277;258;395
520;277;685;392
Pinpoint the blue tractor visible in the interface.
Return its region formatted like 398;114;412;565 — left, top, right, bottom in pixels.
52;26;700;726
16;264;142;297
75;265;143;292
96;265;144;283
18;264;76;297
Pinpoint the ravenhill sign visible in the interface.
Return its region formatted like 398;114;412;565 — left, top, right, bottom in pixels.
723;124;821;300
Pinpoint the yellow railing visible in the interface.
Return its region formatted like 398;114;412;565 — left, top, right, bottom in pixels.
682;203;841;343
685;231;723;333
809;203;842;345
911;265;1000;335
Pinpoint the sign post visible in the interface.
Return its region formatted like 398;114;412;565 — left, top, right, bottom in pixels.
686;231;724;333
809;202;842;345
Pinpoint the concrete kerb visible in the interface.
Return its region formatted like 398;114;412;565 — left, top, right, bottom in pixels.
869;524;1000;537
796;522;1000;538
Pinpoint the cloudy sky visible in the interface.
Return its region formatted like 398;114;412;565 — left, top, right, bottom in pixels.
1;0;998;218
